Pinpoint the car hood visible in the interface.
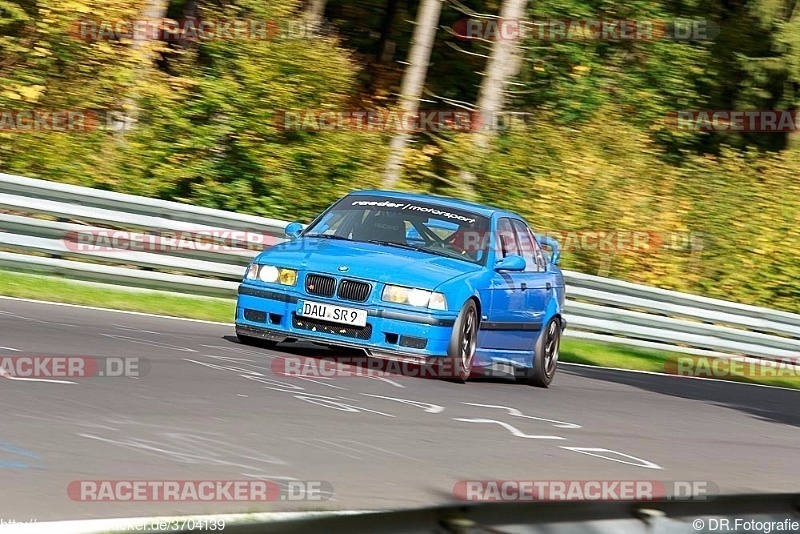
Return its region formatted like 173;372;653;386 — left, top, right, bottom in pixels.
256;238;481;289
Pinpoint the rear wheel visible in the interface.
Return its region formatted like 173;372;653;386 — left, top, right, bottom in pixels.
521;317;560;387
443;300;478;382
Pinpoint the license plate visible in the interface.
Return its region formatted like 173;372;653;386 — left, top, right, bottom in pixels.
297;300;368;327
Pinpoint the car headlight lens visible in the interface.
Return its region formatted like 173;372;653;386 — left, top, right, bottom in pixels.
382;285;407;304
408;288;430;307
279;268;298;286
244;264;297;286
381;285;447;310
258;265;280;283
428;292;447;310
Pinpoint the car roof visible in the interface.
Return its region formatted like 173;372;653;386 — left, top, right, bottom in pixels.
349;190;520;220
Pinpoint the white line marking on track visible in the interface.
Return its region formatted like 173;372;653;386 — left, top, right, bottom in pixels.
12;413;119;430
240;374;305;391
0;296;233;325
364;375;405;388
318;440;371;457
291;438;363;460
296;376;347;389
100;333;196;352
340;439;427;463
184;358;264;376
462;403;581;429
560;447;663;469
0;368;76;384
0;310;78;327
0;346;20;351
112;324;162;335
241;474;299;481
78;433;287;470
452;418;565;439
361;394;444;413
294;395;395;417
202;354;256;363
200;345;271;358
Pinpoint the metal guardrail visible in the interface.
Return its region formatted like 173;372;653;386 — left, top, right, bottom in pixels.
1;172;798;361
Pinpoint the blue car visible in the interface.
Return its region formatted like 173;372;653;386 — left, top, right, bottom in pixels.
235;191;566;386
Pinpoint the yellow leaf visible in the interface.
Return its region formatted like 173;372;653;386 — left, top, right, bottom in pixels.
18;85;45;103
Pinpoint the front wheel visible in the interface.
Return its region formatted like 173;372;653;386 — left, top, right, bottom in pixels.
442;300;478;382
521;317;560;387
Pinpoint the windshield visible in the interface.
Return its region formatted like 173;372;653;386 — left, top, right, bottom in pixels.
303;195;492;265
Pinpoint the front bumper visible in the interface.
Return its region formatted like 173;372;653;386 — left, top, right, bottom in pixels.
235;283;458;359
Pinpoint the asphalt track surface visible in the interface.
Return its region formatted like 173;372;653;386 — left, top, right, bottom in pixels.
1;297;799;522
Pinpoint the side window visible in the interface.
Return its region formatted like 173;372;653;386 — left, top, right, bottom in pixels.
496;218;520;258
511;219;541;272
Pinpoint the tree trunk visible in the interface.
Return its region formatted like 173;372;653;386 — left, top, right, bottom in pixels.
459;0;528;192
304;0;327;30
183;0;199;19
376;0;401;63
115;0;167;136
382;0;444;189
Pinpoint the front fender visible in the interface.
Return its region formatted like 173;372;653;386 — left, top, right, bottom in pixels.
433;270;488;315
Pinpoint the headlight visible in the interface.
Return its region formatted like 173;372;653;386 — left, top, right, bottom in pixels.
244;264;297;286
259;265;280;283
279;268;298;286
428;292;447;310
381;285;447;310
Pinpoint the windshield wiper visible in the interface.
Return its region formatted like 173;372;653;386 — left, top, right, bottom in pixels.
306;234;351;241
366;240;477;263
416;245;475;262
365;239;424;252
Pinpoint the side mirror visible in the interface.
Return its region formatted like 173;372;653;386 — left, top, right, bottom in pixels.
494;254;526;271
536;234;561;266
285;222;304;240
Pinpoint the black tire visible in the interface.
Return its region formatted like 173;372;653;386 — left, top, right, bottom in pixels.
236;333;278;350
521;317;560;387
442;299;478;382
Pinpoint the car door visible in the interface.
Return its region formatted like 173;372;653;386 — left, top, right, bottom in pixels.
479;218;538;351
511;219;550;333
